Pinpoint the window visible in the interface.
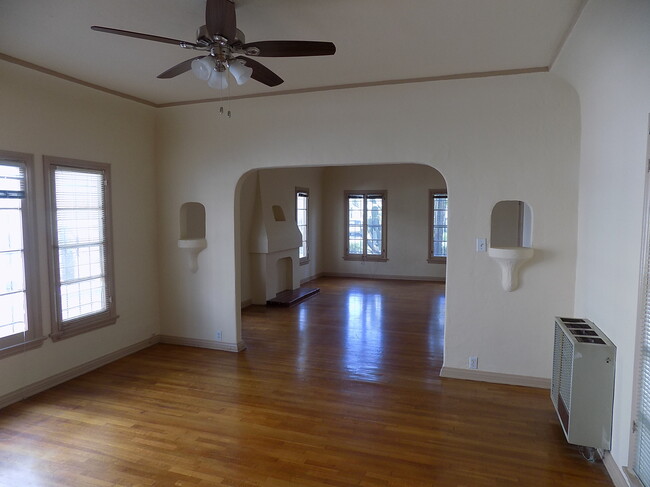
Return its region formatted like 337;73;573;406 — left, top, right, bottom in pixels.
0;151;44;357
344;190;387;261
44;156;117;341
296;188;309;264
631;124;650;486
429;190;448;263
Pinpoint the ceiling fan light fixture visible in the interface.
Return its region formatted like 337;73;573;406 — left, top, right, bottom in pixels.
229;59;253;85
207;68;229;89
191;56;216;81
92;0;335;90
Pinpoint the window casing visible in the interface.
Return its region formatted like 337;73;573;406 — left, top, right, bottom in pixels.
0;151;44;357
44;156;117;341
429;190;448;263
344;190;387;261
296;188;309;264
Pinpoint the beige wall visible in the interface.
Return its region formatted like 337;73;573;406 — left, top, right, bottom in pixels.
0;61;159;396
553;0;650;475
157;72;580;379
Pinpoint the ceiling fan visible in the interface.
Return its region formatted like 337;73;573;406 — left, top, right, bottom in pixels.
91;0;336;89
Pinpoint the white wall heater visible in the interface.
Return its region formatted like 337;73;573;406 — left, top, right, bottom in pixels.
551;317;616;450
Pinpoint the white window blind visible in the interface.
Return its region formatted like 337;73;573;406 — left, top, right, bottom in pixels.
634;126;650;486
53;166;109;321
636;225;650;485
0;163;25;198
0;163;27;339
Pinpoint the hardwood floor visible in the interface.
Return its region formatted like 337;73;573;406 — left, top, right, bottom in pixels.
0;277;613;486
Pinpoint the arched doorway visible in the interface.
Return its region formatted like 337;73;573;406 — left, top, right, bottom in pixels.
235;162;448;338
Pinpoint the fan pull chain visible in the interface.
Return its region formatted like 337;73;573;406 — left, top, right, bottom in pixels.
217;80;232;118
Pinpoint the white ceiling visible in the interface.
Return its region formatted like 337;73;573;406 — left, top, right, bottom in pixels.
0;0;584;106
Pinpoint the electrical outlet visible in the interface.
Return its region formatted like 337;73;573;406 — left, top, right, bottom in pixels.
469;356;478;369
216;331;222;341
476;238;487;252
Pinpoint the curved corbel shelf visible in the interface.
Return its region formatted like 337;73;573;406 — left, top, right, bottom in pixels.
488;246;534;292
178;238;207;273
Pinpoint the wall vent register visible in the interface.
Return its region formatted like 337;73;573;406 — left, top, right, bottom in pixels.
551;317;615;450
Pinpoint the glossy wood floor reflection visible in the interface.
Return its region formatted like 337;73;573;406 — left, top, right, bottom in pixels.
0;278;613;487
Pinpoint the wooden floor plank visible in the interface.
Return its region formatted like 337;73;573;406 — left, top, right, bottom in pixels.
0;277;613;486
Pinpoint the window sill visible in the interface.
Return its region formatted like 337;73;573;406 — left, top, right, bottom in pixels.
428;257;447;264
0;336;47;359
50;314;119;342
343;255;388;262
623;467;645;487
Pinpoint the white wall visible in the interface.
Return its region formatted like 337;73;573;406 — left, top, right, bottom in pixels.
553;0;650;475
157;72;580;379
0;61;159;396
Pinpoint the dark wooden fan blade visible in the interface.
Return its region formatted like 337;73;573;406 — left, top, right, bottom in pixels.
241;40;336;57
236;56;283;87
157;56;204;79
91;26;196;47
205;0;236;41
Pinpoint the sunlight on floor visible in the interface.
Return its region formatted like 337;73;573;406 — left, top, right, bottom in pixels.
344;290;385;382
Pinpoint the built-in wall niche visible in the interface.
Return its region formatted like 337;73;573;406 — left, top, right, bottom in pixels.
180;202;206;239
490;200;532;247
178;202;207;273
272;205;286;222
488;200;534;291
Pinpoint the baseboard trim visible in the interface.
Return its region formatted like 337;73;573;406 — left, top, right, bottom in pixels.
158;335;246;352
0;336;158;410
605;453;637;487
322;272;445;282
300;273;445;285
300;273;326;285
601;453;634;487
439;366;551;389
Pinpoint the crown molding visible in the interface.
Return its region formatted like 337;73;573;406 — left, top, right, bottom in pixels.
1;52;548;109
0;52;157;107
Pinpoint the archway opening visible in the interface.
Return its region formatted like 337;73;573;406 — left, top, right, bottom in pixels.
235;162;449;366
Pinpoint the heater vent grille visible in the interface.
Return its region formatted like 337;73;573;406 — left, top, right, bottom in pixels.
559;333;574;412
550;317;616;450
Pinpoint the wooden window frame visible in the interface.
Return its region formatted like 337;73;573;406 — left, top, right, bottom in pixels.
344;190;388;262
0;151;45;358
296;187;309;265
428;189;448;264
43;156;118;341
